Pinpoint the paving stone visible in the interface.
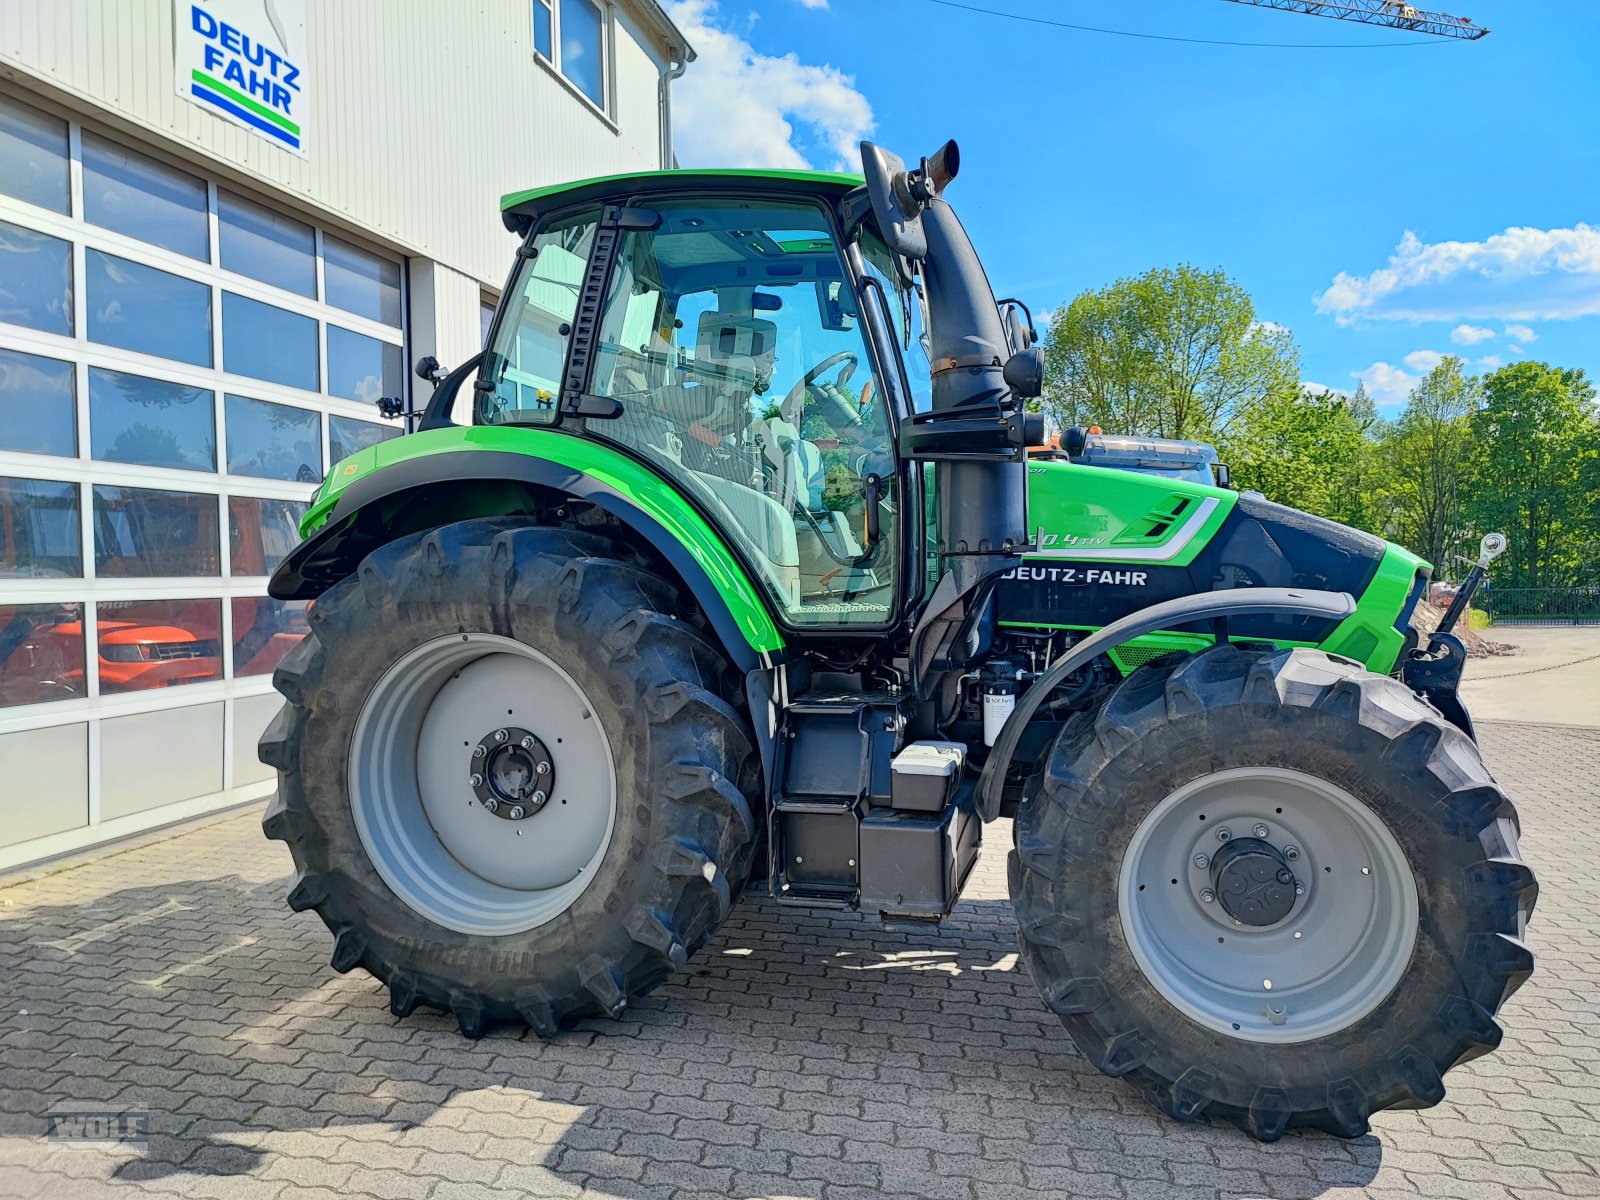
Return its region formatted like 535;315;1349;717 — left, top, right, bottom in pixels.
0;721;1591;1199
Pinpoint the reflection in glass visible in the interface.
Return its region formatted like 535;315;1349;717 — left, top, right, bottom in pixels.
96;598;222;694
328;415;399;464
231;596;309;677
0;218;72;335
0;477;81;577
225;395;321;482
228;496;309;576
82;132;208;259
559;0;606;106
327;325;401;405
0;602;86;707
533;0;553;56
221;292;318;391
86;249;213;365
219;191;315;296
324;236;402;325
89;368;215;471
0;95;69;213
93;485;220;577
0;347;76;457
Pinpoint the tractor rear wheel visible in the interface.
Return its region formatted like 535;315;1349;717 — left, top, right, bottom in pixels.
261;519;759;1036
1011;644;1536;1140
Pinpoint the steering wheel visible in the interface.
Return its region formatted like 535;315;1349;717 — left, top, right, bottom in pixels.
780;351;860;429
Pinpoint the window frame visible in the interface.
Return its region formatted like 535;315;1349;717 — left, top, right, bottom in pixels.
530;0;614;120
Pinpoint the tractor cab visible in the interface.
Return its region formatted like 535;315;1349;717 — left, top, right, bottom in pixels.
477;190;911;628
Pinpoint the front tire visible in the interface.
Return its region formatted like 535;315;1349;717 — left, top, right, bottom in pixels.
1011;645;1536;1140
261;520;759;1037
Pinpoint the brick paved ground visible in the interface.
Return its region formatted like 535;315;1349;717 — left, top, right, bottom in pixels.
0;721;1596;1200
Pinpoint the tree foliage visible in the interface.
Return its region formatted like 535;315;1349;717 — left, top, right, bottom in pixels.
1467;363;1599;588
1044;266;1600;587
1042;265;1301;441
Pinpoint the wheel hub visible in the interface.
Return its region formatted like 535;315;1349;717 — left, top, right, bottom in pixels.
469;727;553;819
1210;837;1298;926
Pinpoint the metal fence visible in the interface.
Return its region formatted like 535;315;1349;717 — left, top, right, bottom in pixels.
1483;587;1600;626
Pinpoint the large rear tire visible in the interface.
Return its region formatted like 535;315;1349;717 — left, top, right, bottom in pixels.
261;519;759;1037
1011;644;1536;1140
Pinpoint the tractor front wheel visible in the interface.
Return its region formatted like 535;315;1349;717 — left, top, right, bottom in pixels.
261;520;759;1036
1011;644;1536;1140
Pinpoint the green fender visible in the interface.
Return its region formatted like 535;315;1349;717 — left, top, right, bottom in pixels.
271;426;786;671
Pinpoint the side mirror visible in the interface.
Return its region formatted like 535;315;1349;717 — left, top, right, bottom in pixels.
860;141;927;260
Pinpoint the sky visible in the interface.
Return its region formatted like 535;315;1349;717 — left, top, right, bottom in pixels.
661;0;1600;412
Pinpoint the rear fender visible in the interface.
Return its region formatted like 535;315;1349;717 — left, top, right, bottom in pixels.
268;438;785;674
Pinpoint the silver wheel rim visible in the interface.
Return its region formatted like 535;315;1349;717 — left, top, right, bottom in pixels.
349;633;616;937
1118;766;1418;1044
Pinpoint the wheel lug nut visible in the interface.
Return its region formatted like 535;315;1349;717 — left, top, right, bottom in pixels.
1193;853;1209;869
1199;888;1216;903
1294;882;1305;896
509;805;525;820
469;773;483;788
472;745;486;759
535;761;551;776
532;790;547;806
483;798;498;813
1284;845;1300;861
494;729;509;742
1253;823;1270;839
1216;827;1232;842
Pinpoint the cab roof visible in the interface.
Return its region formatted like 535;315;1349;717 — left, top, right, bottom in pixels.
500;168;865;234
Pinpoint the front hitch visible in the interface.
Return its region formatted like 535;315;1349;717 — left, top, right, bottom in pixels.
1401;532;1507;739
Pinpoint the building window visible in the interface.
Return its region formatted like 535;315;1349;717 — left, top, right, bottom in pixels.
0;347;76;457
0;218;73;336
532;0;609;112
218;191;316;297
0;477;82;578
92;485;221;577
324;235;402;325
81;133;209;261
225;395;322;483
88;369;216;472
0;95;409;862
221;292;319;391
0;94;69;214
86;250;213;366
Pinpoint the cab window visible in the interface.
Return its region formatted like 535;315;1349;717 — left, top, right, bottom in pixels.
588;197;899;628
479;208;599;424
860;231;933;414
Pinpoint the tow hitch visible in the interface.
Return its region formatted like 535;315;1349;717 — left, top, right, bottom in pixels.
1402;531;1507;737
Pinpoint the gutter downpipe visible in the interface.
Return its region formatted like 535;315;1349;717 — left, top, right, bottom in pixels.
657;49;690;169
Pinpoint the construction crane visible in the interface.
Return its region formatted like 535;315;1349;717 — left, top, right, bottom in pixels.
1220;0;1489;39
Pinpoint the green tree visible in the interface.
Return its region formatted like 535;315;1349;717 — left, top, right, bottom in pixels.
1222;384;1379;529
1380;357;1479;571
1464;362;1600;588
1042;265;1301;441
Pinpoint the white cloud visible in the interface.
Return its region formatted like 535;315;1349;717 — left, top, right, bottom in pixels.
1508;344;1524;356
1301;381;1350;399
1403;349;1444;373
1250;320;1289;337
1315;224;1600;324
665;0;873;170
1353;361;1419;406
1451;323;1496;345
1504;323;1537;342
796;0;829;7
1476;355;1504;371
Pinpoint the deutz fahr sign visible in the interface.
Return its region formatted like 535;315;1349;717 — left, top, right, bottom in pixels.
174;0;309;157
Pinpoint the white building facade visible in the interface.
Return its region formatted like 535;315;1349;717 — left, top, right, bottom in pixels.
0;0;691;870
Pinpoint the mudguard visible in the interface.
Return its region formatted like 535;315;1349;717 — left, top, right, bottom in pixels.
267;428;786;674
975;587;1357;820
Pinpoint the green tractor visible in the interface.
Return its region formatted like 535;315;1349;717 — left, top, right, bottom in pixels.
261;140;1534;1140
